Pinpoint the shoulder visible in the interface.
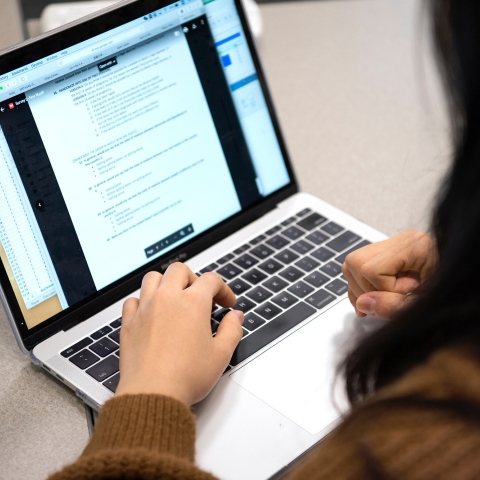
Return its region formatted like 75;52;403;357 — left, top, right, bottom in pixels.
287;396;480;480
286;347;480;480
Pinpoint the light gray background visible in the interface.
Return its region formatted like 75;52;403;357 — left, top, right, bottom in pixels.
0;0;450;478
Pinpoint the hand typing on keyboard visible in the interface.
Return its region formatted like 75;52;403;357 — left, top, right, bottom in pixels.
115;264;244;406
341;229;437;320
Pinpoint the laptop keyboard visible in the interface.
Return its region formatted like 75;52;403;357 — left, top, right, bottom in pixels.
59;208;370;393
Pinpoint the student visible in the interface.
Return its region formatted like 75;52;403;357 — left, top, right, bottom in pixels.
49;0;480;478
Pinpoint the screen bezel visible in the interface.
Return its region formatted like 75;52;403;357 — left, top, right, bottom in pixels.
0;0;299;352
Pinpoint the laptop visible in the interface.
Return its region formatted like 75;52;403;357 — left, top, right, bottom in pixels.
0;0;387;478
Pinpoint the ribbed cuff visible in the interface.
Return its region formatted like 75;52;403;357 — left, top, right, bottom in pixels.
82;395;196;461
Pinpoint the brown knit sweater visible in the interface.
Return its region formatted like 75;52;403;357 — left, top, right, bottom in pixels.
49;348;480;480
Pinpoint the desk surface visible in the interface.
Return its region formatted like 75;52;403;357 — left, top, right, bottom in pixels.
0;0;449;478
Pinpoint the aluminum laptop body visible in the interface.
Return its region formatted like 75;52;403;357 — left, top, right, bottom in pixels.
0;1;386;478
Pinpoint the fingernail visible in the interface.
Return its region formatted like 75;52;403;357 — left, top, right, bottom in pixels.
357;297;376;315
233;310;244;324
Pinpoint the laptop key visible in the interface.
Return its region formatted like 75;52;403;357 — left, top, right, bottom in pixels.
61;337;93;358
103;372;120;393
274;248;299;265
228;278;252;296
335;240;371;264
211;320;220;334
281;226;305;240
311;247;335;262
305;230;330;246
326;231;361;253
200;262;219;274
231;302;316;366
266;235;291;250
246;286;272;303
320;261;343;277
242;268;268;285
91;326;112;340
304;271;330;288
110;318;122;329
258;258;283;275
233;253;258;270
271;291;298;309
294;257;320;272
109;329;120;344
254;302;282;321
266;225;282;236
86;354;119;382
243;312;266;332
278;266;304;283
69;349;99;369
296;208;312;217
250;234;267;245
290;239;315;255
250;244;275;259
325;279;349;296
217;263;243;280
234;297;257;313
321;222;344;236
281;216;296;226
213;308;232;322
217;254;234;265
233;244;250;255
305;290;336;310
297;212;327;231
287;281;315;298
90;338;119;358
262;276;289;293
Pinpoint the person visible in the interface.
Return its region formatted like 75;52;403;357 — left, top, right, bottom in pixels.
49;0;480;478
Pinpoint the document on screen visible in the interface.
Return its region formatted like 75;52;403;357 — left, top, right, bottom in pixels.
27;29;241;289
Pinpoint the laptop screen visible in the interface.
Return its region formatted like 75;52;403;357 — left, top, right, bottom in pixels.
0;0;292;335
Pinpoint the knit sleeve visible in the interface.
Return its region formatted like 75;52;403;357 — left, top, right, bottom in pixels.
283;401;480;480
47;394;218;480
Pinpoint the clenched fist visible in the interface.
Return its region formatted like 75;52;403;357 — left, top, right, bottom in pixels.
342;230;437;320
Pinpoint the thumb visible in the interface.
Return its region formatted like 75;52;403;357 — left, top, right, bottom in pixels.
215;310;244;356
356;291;411;320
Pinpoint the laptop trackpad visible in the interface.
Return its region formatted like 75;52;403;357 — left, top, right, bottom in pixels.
230;300;376;435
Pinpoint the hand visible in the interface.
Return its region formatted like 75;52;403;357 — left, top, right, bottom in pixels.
115;263;244;406
342;229;437;320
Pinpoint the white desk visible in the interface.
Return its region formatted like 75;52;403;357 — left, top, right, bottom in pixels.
0;1;449;478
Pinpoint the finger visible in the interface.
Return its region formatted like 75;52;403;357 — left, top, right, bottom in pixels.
348;289;366;317
347;288;356;308
344;243;383;293
361;249;416;293
361;233;435;292
161;262;198;290
356;291;411;320
395;273;421;294
215;310;244;359
139;271;163;304
191;271;236;307
122;297;139;325
342;263;367;300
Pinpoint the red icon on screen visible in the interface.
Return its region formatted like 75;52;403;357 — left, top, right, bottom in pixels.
8;103;14;110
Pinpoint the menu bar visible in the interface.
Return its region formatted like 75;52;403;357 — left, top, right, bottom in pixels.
0;0;203;101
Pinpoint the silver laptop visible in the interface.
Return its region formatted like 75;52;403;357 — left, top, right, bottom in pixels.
0;0;386;478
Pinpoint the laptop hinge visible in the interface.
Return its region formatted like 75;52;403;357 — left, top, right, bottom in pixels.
29;350;42;367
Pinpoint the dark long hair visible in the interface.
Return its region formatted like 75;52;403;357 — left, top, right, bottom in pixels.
343;0;480;404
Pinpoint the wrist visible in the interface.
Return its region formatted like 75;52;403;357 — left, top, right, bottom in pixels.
115;379;192;406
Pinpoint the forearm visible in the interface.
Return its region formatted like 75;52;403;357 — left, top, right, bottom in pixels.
48;394;217;480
